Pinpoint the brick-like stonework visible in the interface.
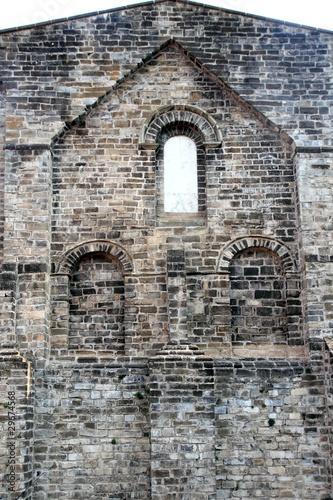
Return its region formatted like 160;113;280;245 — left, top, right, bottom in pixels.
0;0;333;498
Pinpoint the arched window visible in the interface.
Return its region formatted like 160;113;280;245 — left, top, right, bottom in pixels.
155;124;207;223
139;105;221;225
164;136;198;213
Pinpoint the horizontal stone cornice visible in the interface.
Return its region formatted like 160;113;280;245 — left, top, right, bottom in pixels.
4;143;51;151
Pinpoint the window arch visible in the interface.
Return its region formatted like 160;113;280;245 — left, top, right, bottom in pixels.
139;105;221;225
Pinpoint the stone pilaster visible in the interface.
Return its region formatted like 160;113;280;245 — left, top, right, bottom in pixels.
150;345;216;499
167;248;188;343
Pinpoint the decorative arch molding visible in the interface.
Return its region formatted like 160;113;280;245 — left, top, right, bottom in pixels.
55;240;133;275
217;236;296;273
139;105;222;150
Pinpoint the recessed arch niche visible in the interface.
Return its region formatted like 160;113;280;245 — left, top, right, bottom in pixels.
51;241;133;355
218;237;303;347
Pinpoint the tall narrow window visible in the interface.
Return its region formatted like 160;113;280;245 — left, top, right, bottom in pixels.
164;136;198;213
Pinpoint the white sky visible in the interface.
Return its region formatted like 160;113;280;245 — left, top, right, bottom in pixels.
0;0;332;31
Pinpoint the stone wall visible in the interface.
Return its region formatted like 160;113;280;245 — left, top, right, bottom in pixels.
215;359;332;499
0;0;333;498
33;362;150;499
49;42;301;359
0;89;4;269
0;1;331;147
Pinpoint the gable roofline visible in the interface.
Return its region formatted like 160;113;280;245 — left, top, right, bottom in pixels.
170;39;293;145
51;38;293;151
1;0;332;34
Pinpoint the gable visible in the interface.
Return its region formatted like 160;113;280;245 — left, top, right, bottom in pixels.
56;40;290;147
1;1;331;148
52;40;296;263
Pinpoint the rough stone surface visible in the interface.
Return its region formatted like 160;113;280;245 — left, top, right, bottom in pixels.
0;0;333;498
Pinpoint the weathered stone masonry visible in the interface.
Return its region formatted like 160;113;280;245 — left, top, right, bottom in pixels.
0;0;333;498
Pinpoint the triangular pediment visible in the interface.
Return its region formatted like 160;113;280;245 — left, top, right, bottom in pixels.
54;39;292;146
